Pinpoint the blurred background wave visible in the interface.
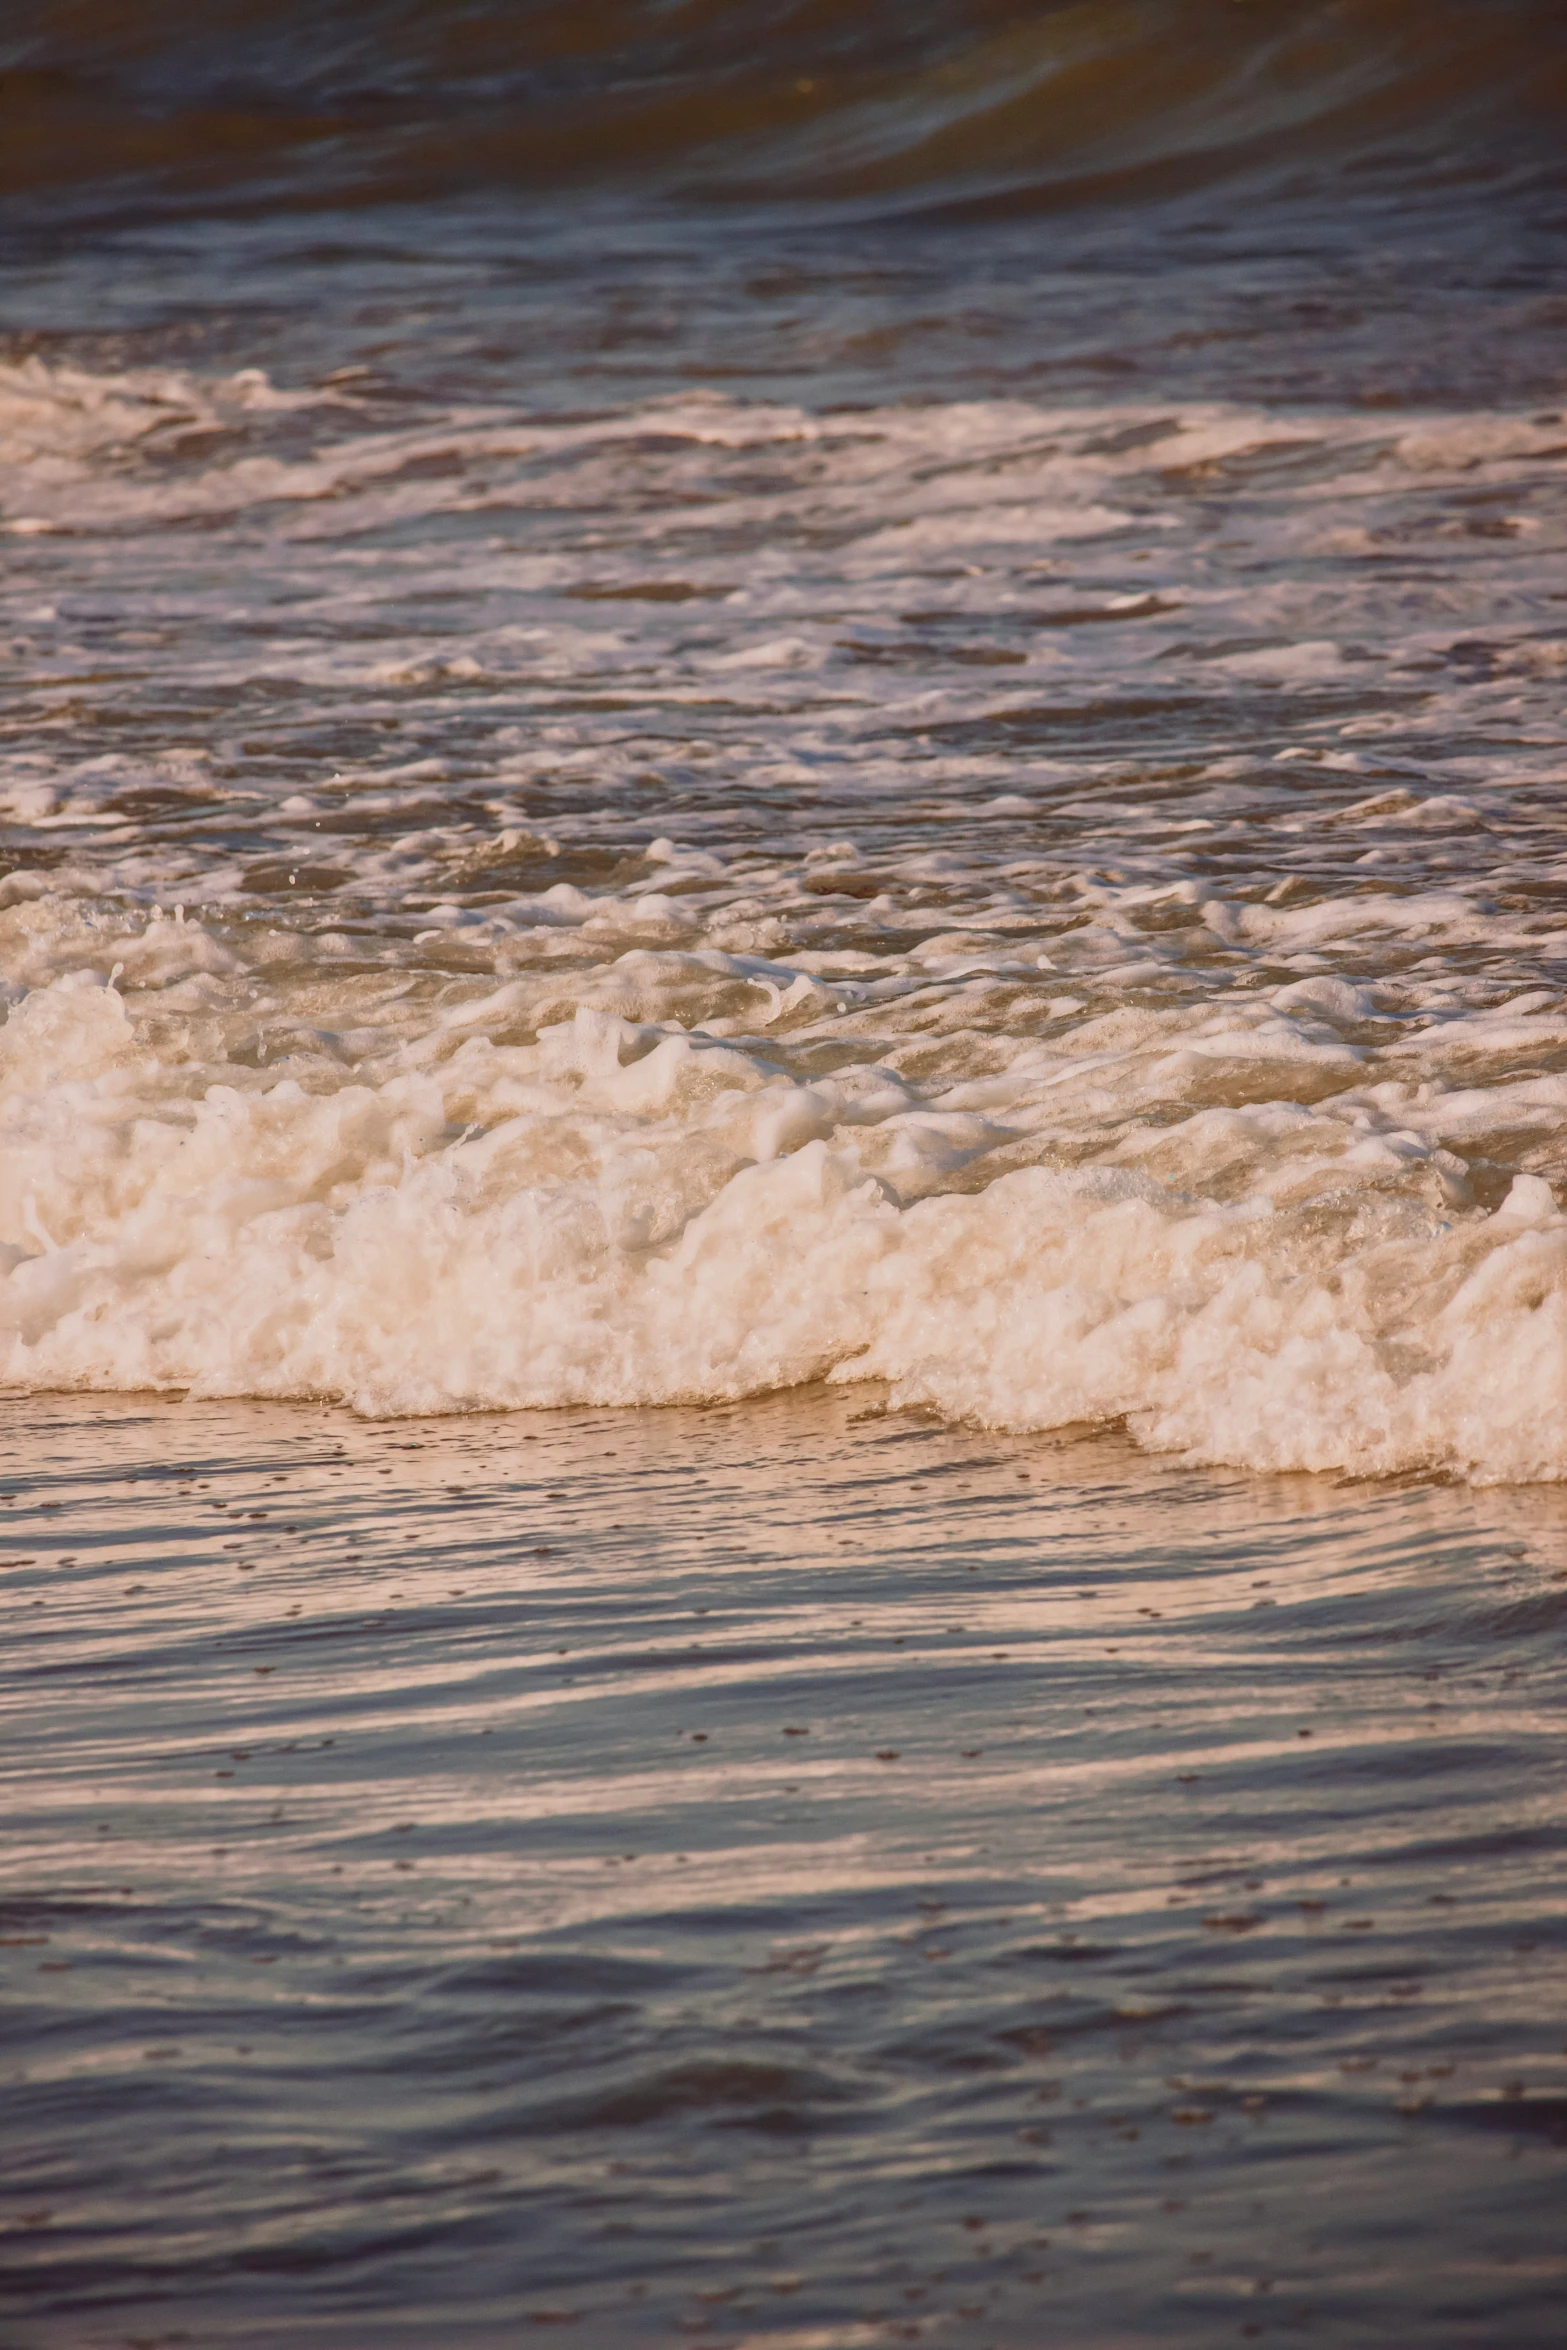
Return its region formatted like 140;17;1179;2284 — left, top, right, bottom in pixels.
5;0;1565;220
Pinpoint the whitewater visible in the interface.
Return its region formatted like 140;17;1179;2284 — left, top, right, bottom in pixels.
4;363;1566;1477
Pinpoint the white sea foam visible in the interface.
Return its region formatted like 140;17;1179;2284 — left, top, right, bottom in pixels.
3;364;1566;1476
2;911;1564;1480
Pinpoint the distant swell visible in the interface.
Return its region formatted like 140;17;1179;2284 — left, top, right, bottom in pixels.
4;0;1564;217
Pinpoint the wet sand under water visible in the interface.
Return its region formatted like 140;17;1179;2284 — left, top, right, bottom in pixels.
2;1385;1564;2347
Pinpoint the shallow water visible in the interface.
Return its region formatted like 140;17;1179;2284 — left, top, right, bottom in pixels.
3;1386;1566;2347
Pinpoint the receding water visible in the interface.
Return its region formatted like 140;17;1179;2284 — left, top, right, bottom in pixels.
3;1388;1566;2346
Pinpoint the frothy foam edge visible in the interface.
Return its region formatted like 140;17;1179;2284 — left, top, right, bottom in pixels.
3;957;1563;1483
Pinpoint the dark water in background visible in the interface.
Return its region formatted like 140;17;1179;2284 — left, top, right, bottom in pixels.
3;0;1567;418
3;4;1567;2344
4;0;1566;222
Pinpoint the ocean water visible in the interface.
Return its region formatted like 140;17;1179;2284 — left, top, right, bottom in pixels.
3;3;1567;2341
5;1388;1567;2348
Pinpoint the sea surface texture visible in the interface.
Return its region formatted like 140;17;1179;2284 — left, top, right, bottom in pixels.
4;1391;1567;2350
2;3;1566;2343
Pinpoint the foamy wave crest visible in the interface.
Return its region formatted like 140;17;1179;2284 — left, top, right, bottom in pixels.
4;946;1563;1481
4;364;1566;1482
